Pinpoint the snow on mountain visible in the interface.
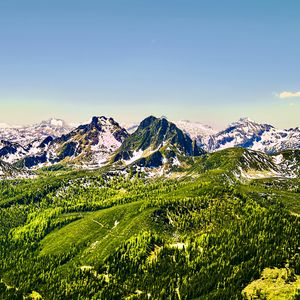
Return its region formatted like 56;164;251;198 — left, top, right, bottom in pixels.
209;118;274;152
119;117;300;155
174;120;217;138
0;118;73;146
0;140;28;164
21;116;129;169
209;118;300;154
125;123;139;134
251;127;300;153
1;115;300;170
173;120;217;150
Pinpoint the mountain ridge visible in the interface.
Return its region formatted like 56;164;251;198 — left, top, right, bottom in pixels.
1;115;300;174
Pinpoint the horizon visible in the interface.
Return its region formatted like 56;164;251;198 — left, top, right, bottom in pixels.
0;114;299;131
1;0;300;128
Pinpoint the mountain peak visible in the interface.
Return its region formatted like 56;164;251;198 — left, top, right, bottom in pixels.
113;115;205;167
238;117;253;123
40;118;68;128
138;115;158;129
230;117;257;127
89;116;123;130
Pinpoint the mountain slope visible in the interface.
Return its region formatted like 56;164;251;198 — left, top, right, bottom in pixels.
0;140;28;164
113;116;204;167
0;159;31;179
189;147;300;181
251;127;300;153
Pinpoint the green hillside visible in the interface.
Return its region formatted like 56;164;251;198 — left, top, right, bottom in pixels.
0;148;300;299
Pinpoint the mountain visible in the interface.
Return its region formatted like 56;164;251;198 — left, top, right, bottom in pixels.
1;115;300;171
0;159;32;179
113;116;204;168
0;140;27;164
19;116;128;168
174;120;217;150
250;127;300;153
0;118;73;146
126;117;300;155
192;147;300;181
208;118;274;152
208;118;300;154
125;119;217;143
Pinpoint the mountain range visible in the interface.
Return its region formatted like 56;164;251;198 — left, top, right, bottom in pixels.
1;115;300;178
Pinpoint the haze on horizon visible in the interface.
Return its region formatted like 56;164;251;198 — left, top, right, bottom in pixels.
0;0;299;129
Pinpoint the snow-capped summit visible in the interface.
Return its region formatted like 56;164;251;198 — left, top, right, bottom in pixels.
20;116;129;169
174;120;217;150
207;118;300;154
230;117;254;126
209;118;273;152
174;120;217;138
40;118;67;128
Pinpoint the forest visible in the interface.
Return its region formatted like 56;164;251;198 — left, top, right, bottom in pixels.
0;166;300;299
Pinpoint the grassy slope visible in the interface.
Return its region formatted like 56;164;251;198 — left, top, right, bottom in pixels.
39;201;157;265
240;178;300;214
1;148;300;299
243;268;300;299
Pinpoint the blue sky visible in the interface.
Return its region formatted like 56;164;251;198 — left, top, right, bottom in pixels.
0;0;299;128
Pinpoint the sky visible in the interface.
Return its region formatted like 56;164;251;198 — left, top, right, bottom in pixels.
0;0;300;129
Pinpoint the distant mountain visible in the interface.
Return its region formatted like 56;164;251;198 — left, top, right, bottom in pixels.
19;116;128;168
173;120;217;150
113;116;204;168
207;118;300;154
0;118;73;146
250;127;300;153
208;118;273;152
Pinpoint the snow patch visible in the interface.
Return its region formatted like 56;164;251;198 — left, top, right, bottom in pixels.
125;149;143;165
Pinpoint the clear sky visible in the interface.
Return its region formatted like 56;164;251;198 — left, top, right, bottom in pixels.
0;0;299;128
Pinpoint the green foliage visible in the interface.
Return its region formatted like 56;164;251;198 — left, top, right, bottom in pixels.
0;166;300;299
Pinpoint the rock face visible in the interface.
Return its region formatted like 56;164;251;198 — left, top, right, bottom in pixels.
113;116;205;167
